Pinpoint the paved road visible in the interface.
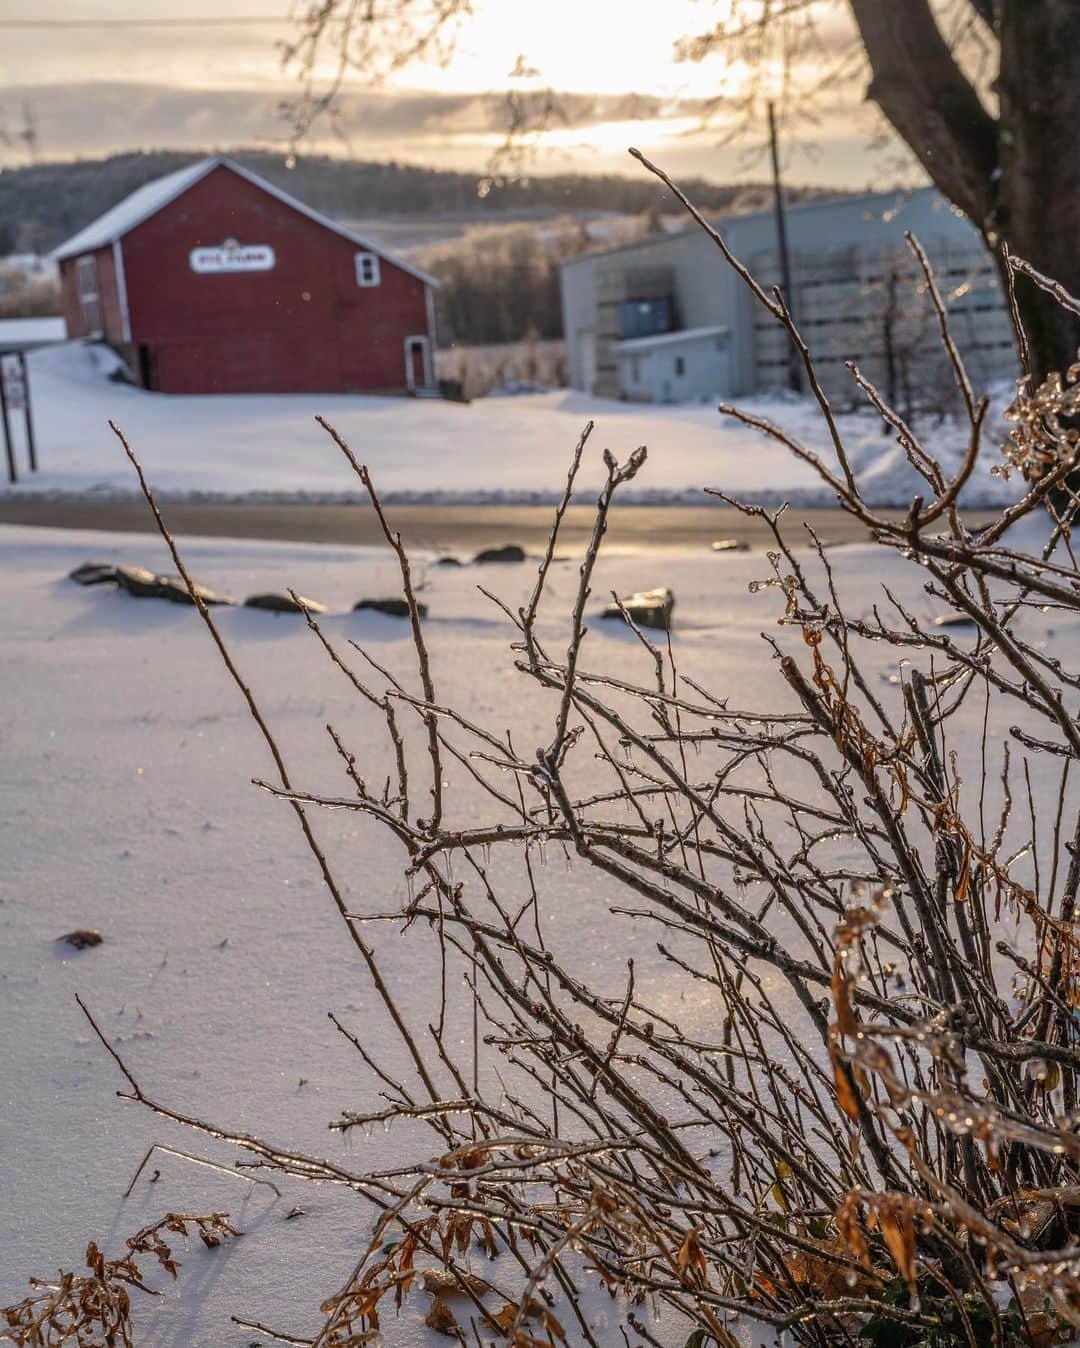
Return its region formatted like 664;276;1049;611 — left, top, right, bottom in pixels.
0;499;898;554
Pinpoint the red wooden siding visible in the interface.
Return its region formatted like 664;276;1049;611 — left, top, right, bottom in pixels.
62;163;434;395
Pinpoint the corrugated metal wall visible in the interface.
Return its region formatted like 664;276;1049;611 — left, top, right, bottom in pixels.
746;237;1014;409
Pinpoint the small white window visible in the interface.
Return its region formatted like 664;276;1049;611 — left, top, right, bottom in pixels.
355;252;381;287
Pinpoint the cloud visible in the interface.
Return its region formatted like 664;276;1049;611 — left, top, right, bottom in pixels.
2;81;719;163
0;79;914;189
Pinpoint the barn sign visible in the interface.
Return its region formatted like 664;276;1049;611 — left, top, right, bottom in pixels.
189;239;275;274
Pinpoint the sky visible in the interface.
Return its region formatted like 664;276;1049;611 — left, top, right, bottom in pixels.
0;0;922;187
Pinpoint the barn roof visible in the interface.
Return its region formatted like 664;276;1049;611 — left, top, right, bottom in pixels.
51;155;439;287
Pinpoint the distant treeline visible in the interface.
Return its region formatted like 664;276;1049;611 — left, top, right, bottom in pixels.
421;227;616;347
0;148;828;256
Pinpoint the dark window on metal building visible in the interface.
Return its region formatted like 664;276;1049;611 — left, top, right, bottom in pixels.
618;296;674;340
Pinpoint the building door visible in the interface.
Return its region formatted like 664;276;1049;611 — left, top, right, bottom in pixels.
404;336;432;391
75;255;104;338
137;344;157;391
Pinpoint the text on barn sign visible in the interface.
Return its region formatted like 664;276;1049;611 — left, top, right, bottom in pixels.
189;240;276;273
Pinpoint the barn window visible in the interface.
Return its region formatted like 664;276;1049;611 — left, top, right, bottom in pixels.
355;252;381;287
674;356;686;377
630;356;641;383
75;255;103;336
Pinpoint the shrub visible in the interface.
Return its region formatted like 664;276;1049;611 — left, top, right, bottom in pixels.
24;162;1080;1348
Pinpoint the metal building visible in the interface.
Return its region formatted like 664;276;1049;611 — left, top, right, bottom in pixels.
560;185;1015;406
52;156;439;396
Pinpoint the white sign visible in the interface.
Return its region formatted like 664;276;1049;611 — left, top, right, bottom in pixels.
1;356;23;410
190;239;275;274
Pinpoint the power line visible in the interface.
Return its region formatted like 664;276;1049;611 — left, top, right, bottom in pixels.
0;15;293;28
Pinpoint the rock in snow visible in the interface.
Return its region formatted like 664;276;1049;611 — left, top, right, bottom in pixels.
244;592;328;615
114;566;234;606
473;545;526;564
601;588;675;632
353;598;428;619
57;929;103;950
712;538;749;553
71;560;234;604
69;561;119;585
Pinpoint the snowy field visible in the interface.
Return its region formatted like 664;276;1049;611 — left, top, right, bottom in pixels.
0;511;1052;1345
6;341;1019;508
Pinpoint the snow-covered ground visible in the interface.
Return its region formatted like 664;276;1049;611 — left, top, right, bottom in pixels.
6;340;1020;508
1;515;1050;1345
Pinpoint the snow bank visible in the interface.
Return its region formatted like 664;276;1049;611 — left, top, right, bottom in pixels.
7;340;1020;509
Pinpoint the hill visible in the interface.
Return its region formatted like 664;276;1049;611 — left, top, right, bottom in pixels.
0;149;831;256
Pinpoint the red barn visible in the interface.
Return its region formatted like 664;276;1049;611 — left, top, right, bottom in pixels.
52;156;439;396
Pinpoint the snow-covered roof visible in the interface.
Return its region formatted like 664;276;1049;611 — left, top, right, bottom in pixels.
0;316;67;351
613;325;729;355
50;155;438;288
563;185;945;270
51;160;219;262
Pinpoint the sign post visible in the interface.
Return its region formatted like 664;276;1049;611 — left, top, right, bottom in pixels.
18;352;37;471
0;355;15;485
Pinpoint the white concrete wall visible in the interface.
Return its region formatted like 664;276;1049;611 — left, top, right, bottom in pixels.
559;254;598;393
617;332;731;403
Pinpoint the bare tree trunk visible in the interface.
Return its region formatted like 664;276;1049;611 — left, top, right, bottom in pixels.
850;0;1080;383
848;0;998;227
997;0;1080;381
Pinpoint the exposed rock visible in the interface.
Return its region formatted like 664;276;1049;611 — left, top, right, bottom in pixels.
602;588;675;632
58;929;102;950
933;613;976;629
114;565;167;597
353;598;428;619
114;565;233;606
711;538;749;553
69;561;118;586
244;592;328;615
435;555;463;567
473;544;526;564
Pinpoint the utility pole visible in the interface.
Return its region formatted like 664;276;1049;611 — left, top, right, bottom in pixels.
20;101;38;164
767;101;801;393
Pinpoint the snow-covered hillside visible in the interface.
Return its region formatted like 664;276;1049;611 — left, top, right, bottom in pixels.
7;341;1020;508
